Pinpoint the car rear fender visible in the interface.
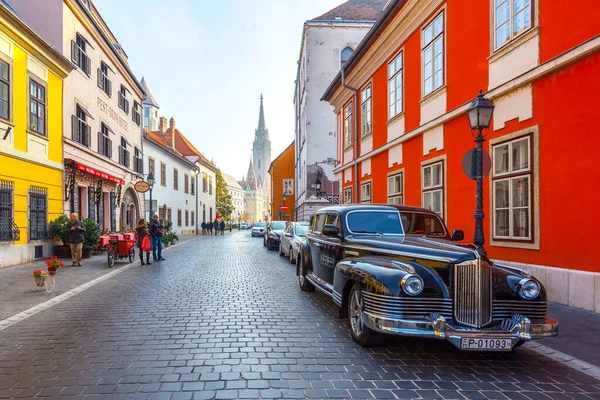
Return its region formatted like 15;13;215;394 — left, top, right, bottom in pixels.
296;240;312;276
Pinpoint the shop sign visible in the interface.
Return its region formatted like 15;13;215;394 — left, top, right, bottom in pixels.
75;162;125;185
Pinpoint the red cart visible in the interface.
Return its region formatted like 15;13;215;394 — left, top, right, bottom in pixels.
106;233;136;268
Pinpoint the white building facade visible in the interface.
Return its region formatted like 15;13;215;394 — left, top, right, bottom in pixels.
223;173;245;223
9;0;146;231
293;1;385;221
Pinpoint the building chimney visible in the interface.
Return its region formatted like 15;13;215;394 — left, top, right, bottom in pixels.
169;117;176;148
158;117;167;133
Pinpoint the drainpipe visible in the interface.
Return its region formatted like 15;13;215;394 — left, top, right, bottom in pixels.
341;69;359;204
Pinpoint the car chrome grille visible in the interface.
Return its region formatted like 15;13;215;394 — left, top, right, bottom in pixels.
454;260;492;328
493;300;548;320
362;291;452;319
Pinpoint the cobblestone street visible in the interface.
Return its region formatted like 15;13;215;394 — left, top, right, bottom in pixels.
0;232;599;400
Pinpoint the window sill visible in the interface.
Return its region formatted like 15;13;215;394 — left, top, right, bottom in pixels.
420;86;447;105
489;27;540;64
343;145;353;151
0;119;15;127
27;130;49;141
387;111;405;126
490;236;539;250
360;133;373;141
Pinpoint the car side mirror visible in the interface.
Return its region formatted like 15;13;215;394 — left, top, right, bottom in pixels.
285;233;292;237
451;230;464;241
322;224;340;237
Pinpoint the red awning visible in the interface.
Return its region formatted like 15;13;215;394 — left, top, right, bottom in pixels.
67;160;125;185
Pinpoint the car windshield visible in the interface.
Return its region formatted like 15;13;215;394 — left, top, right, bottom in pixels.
347;211;404;235
254;222;267;228
400;212;446;237
295;225;309;237
271;222;286;230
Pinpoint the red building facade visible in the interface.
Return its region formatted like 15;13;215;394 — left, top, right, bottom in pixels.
323;0;600;312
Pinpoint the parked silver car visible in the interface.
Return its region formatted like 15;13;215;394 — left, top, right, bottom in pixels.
251;222;267;237
279;221;309;263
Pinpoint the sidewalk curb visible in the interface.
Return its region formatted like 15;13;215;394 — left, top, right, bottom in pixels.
524;341;600;380
0;239;188;332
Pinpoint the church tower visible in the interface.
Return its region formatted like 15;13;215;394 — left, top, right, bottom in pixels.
252;94;271;188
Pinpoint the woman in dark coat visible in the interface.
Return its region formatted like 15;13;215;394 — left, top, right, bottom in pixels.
135;219;152;265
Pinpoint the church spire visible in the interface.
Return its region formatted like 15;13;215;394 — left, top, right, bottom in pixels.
257;94;265;133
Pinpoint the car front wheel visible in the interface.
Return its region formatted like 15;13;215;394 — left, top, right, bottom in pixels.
289;247;295;264
348;283;383;347
263;236;267;247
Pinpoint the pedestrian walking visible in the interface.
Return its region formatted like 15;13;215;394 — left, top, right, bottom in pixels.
201;221;206;235
65;213;85;266
220;220;225;235
208;221;213;235
214;219;219;236
149;213;166;261
135;219;152;265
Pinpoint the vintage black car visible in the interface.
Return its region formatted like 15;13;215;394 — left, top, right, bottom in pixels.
297;204;558;351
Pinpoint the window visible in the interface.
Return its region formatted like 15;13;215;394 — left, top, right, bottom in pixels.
177;209;182;227
209;176;213;195
98;123;112;158
422;161;444;216
159;206;166;225
134;147;143;173
283;179;294;195
132;101;141;126
167;208;172;223
191;178;195;195
185;210;189;226
29;186;48;240
119;85;129;114
184;174;189;194
98;62;112;96
388;172;403;205
119;138;130;168
423;12;444;96
191;211;195;226
160;162;166;186
361;84;372;137
343;187;352;204
29;79;46;135
0;60;9;120
344;102;352;149
341;47;353;68
72;105;91;147
143;107;150;129
492;136;532;240
72;34;91;76
148;157;155;176
202;173;208;193
360;182;371;203
494;0;532;50
388;52;403;118
0;179;19;241
174;169;179;190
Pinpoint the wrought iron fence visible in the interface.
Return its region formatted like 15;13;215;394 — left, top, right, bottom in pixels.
0;179;19;241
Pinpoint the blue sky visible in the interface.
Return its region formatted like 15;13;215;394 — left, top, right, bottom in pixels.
94;0;346;180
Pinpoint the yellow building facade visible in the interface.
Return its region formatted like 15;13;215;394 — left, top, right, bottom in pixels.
0;4;73;267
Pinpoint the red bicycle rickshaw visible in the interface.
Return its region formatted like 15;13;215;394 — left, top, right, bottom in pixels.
106;233;136;268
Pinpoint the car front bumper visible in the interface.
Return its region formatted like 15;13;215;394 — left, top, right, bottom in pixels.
267;237;280;247
363;312;558;351
251;230;264;236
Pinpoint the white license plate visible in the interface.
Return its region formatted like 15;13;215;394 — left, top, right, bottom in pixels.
461;338;512;351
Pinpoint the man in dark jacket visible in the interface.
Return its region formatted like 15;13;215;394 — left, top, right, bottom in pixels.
201;221;206;235
149;214;165;261
208;221;213;235
220;220;225;235
65;213;85;266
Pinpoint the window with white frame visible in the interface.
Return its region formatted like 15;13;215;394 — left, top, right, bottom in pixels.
360;182;371;203
422;161;443;216
283;179;294;195
422;12;444;96
388;172;403;205
361;84;372;137
388;52;403;118
494;0;532;50
492;136;532;240
344;102;352;148
343;187;352;204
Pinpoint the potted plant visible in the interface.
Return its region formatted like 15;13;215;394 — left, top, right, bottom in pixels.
49;214;71;258
32;270;46;289
44;256;63;276
82;218;102;259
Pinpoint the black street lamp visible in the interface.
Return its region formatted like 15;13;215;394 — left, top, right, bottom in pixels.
466;90;495;257
147;172;155;220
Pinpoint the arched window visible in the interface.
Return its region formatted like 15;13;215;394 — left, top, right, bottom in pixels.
341;47;354;68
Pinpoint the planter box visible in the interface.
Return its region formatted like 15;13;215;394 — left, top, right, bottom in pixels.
82;248;92;259
53;245;71;258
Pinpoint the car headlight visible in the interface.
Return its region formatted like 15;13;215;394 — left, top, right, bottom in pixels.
518;279;540;299
400;274;423;296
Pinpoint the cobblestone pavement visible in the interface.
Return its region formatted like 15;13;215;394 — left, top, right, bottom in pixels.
0;232;598;400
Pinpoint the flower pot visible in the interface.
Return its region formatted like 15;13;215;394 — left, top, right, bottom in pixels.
33;277;45;288
47;267;57;276
82;248;92;259
53;245;71;258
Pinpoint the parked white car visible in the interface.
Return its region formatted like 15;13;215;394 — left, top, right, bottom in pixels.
279;221;309;263
240;222;248;230
251;222;267;237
